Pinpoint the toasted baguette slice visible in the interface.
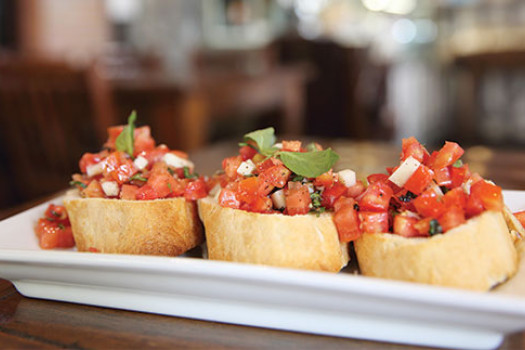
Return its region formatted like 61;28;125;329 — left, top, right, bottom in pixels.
354;210;518;291
64;190;203;256
198;197;349;272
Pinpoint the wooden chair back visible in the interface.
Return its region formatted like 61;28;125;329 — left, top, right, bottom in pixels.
0;58;116;206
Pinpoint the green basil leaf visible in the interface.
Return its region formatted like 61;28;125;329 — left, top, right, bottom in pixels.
183;166;199;179
115;110;137;157
130;173;147;182
452;159;463;168
69;180;87;189
243;127;276;153
279;148;339;178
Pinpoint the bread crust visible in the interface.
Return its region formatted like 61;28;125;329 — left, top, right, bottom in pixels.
354;210;518;291
198;197;349;272
64;191;203;256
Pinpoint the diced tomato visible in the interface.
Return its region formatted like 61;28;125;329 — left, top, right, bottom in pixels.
133;126;156;156
403;165;434;195
141;145;170;166
358;182;394;212
146;163;177;198
314;170;335;188
248;195;273;213
103;151;137;184
413;188;444;218
285;182;311;215
79;151;107;173
259;165;291;189
450;164;470;188
438;205;466;232
401;137;430;163
359;211;389;233
346;180;366;198
321;182;348;209
222;156;243;179
392;189;417;212
333;198;362;242
282;140;302;152
442;187;467;209
255;157;283;174
514;210;525;228
393;213;420;237
237;176;260;202
83;180;105;198
36;218;74;249
44;204;68;223
413;217;432;236
104;126;155;156
429;141;464;170
467;180;503;215
120;184;139;200
433;167;452;187
184;178;208;201
218;188;241;209
367;173;389;184
135;184;159;200
239;145;258;160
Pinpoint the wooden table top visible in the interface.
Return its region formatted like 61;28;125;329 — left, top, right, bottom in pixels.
1;140;525;349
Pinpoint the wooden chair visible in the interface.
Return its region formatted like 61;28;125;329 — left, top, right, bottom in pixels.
0;58;116;208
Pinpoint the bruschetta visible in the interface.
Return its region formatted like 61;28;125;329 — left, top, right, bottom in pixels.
347;137;519;290
62;112;207;255
197;127;354;272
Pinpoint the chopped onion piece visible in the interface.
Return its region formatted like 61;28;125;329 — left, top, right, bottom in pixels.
338;169;356;187
163;153;194;169
101;181;119;197
86;162;104;177
133;156;148;170
271;189;286;209
388;156;421;187
237;159;256;176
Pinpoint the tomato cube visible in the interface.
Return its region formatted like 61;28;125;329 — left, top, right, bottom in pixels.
438;205;466;232
333;201;362;242
285;182;311;215
359;211;389;233
239;145;258;160
358;182;394;212
429;141;464;170
433;166;452;187
393;213;420;237
184;178;208;201
413;188;445;218
400;137;429;163
403;165;434;195
218;188;241;209
468;180;503;214
321;182;348;209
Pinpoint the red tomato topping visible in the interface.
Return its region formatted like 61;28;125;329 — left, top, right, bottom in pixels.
103;151;137;184
239;145;258;160
413;188;444;219
438;205;466;232
413;217;432;236
359;211;389;233
222;156;243;179
282;140;302;152
358;182;394;212
450;164;470;188
393;213;419;237
403;165;434;195
333;197;362;242
120;184;139;200
218;188;241;209
467;180;503;214
259;165;291;189
433;167;452;187
346;180;366;198
83;180;105;198
366;173;389;184
184;178;208;201
285;182;311;215
429;141;464;170
314;170;335;188
321;182;348;209
401;137;429;163
35;204;75;249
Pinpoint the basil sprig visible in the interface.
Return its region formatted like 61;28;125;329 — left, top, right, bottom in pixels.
243;127;278;156
241;127;340;178
116;111;137;157
279;149;339;178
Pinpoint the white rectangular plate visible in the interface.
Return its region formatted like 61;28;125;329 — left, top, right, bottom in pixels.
2;191;525;350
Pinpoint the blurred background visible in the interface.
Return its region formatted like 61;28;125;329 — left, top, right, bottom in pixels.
1;0;525;210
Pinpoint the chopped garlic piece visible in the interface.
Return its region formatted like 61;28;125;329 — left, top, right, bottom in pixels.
237;159;256;176
271;189;286;209
86;162;104;177
338;169;356;187
163;153;194;169
388;156;421;187
101;181;119;197
133;156;148;170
